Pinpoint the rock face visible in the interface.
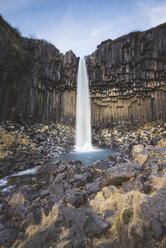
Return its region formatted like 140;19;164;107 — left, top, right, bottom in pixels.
0;15;166;125
87;24;166;126
0;15;79;124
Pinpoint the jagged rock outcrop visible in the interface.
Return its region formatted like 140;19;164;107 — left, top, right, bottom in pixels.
0;15;78;124
87;24;166;126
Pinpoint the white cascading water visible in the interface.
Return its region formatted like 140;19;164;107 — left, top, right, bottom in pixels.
75;58;93;152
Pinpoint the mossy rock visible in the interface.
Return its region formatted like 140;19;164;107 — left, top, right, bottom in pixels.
122;208;133;225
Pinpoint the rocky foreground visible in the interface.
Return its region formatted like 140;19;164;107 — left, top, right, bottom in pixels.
0;121;166;248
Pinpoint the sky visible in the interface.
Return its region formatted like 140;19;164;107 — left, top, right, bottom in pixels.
1;0;166;57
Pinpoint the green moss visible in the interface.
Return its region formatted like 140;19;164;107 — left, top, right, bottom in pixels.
122;208;134;225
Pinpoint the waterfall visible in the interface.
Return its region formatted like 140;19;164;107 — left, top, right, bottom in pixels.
75;58;93;152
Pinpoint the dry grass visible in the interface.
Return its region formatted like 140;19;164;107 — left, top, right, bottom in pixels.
161;235;166;248
40;125;49;133
132;144;149;165
0;127;36;159
132;145;144;154
98;121;166;151
54;240;71;248
89;166;166;239
15;206;59;247
19;205;71;248
90;190;146;237
151;169;166;193
60;227;70;238
39;123;74;136
128;121;166;145
158;138;166;148
52;228;71;248
110;191;146;237
25;205;59;239
8;193;26;206
137;121;166;142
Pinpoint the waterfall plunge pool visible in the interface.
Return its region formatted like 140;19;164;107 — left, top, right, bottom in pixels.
55;58;117;166
54;148;117;166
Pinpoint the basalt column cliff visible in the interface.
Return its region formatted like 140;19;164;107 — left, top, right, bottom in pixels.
87;24;166;126
0;16;78;124
0;15;166;126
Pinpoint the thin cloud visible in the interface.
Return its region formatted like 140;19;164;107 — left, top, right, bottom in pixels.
4;0;163;57
0;0;34;13
38;21;114;57
89;25;113;38
140;1;166;27
36;10;116;57
90;30;99;38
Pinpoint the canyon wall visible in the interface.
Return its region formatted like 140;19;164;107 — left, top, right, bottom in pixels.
0;15;166;126
87;24;166;126
0;15;78;124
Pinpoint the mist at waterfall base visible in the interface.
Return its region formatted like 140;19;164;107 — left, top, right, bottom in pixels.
56;149;116;166
55;58;115;165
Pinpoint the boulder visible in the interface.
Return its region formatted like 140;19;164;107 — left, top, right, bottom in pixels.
49;182;64;200
64;190;88;208
93;160;113;169
85;181;100;194
133;153;149;166
102;162;141;186
132;145;149;166
70;172;92;187
84;215;110;237
0;227;19;247
102;185;120;198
